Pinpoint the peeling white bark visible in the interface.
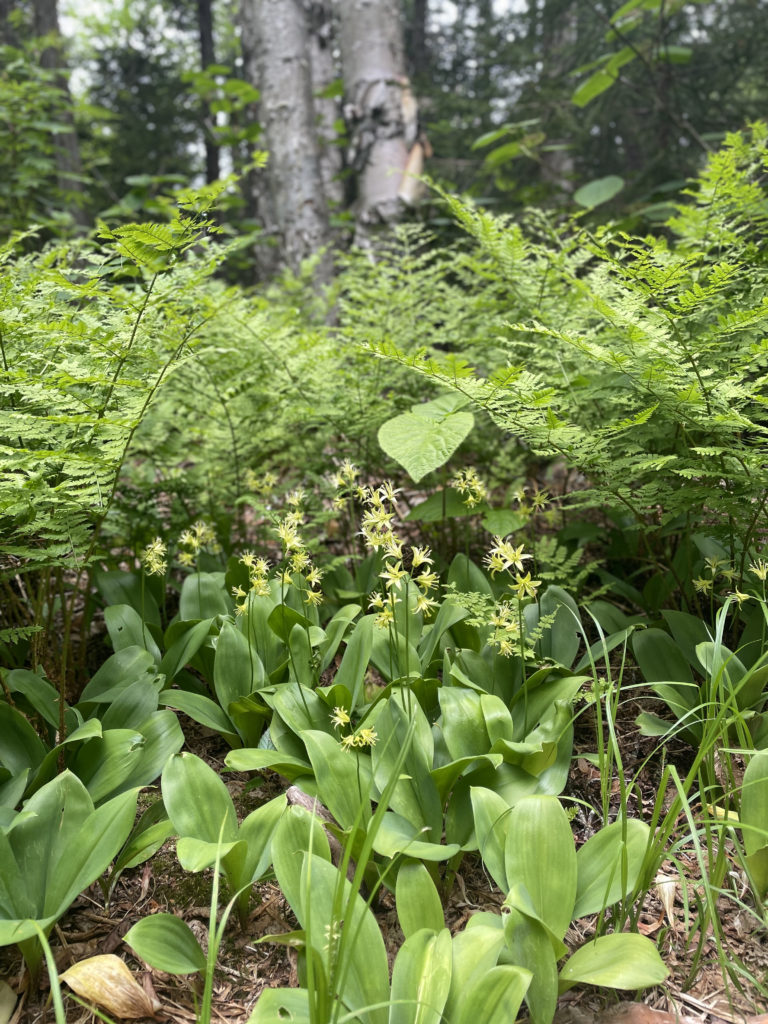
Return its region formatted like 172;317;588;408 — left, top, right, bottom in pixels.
334;0;419;238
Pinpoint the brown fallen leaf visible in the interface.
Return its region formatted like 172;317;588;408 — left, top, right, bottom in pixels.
60;954;163;1019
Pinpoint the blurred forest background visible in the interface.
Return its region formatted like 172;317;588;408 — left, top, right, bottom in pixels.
2;0;766;273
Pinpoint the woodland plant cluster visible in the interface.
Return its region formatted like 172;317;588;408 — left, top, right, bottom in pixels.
2;126;768;1023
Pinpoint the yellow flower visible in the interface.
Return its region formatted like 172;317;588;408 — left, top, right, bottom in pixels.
416;570;439;593
305;566;324;587
730;589;751;606
411;546;433;569
330;706;350;728
692;577;713;594
749;559;768;582
141;537;167;576
415;594;438;615
356;727;378;748
304;588;323;607
510;572;541;600
380;560;407;589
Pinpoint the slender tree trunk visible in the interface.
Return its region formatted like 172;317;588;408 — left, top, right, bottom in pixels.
239;0;332;279
0;0;21;46
304;0;344;208
32;0;88;226
196;0;220;184
334;0;419;242
405;0;429;81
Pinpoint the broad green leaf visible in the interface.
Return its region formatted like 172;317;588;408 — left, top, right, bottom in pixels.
378;396;474;483
454;965;531;1024
159;619;214;684
633;629;693;684
159;690;237;741
248;988;310;1024
470;787;511;891
101;677;161;731
504;796;576;942
333;614;375;710
443;925;506;1024
179;572;231;619
559;933;669;989
124;914;206;974
104;604;162;663
389;928;452;1024
79;648;156;703
396;861;445;938
70;729;145;804
225;747;311;779
162;752;238;844
272;805;332;921
439;688;489;760
303;730;371;828
299;854;389;1024
176;836;242;871
238;794;287;883
574;818;650;918
573;175;624;209
406;489;474;522
4;670;59;729
0;702;47;775
318;604;361;673
504;909;558;1024
373;812;460;862
214;620;265;710
741;751;768;858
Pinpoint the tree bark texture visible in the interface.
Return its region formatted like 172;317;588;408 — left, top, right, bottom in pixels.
196;0;221;184
334;0;419;239
239;0;332;278
32;0;88;226
304;0;344;207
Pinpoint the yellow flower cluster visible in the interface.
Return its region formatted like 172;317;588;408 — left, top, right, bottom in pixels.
243;469;278;496
177;520;219;567
451;467;487;508
341;727;378;750
274;507;323;608
488;601;520;657
141;537;167;577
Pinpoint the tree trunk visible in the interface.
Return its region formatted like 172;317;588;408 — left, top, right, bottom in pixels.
196;0;220;184
239;0;332;279
304;0;344;208
334;0;419;243
32;0;88;227
0;0;21;46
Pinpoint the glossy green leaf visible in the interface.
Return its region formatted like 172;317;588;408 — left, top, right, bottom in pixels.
741;751;768;858
272;805;332;921
443;925;507;1023
559;933;669;989
179;572;231;619
124;914;206;974
574;818;650;918
389;927;452;1024
248;988;310;1024
396;861;445;938
504;908;558;1024
470;787;511;891
504;796;576;942
159;619;214;684
161;752;238;845
454;965;531;1024
214;620;265;710
373;812;461;862
104;604;162;663
159;690;237;741
303;730;371;828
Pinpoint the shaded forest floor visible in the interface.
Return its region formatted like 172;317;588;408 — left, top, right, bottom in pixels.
3;701;768;1024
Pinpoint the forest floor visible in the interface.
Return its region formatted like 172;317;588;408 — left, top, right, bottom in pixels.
3;701;768;1024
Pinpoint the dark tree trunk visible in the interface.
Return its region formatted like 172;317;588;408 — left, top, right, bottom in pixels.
32;0;89;226
196;0;220;184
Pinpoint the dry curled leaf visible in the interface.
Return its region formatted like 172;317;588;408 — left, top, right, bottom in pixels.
654;872;678;925
61;954;162;1019
0;981;18;1024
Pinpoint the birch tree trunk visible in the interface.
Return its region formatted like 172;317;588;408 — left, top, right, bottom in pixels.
239;0;332;279
334;0;419;241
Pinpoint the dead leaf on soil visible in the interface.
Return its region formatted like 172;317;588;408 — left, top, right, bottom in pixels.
0;981;17;1024
61;954;163;1019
